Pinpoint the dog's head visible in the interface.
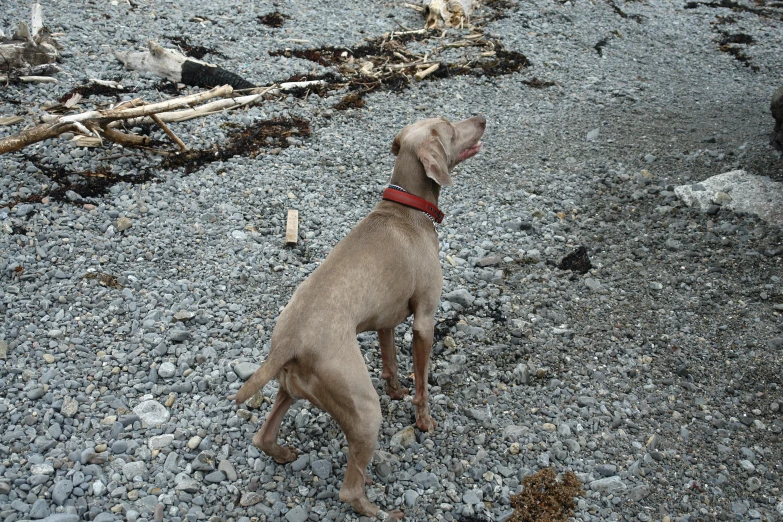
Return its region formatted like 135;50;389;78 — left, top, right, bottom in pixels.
391;115;486;186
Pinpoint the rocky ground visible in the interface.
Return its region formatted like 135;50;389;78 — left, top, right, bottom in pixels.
1;0;782;521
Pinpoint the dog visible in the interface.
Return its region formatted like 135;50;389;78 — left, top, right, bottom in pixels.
230;115;486;518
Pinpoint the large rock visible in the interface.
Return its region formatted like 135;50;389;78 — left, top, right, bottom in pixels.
674;170;783;223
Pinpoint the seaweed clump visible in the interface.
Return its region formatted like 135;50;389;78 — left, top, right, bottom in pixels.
507;468;584;522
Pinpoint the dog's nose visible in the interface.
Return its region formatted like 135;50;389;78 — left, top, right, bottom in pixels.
473;115;487;129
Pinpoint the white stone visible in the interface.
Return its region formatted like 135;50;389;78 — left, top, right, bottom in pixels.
674;170;783;223
148;434;174;450
133;400;170;426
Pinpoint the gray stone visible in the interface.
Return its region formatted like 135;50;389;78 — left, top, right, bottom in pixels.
284;505;308;522
175;479;200;493
444;288;474;307
291;454;310;472
464;406;490;422
628;484;651;501
133;400;170;426
218;459;238;481
590;476;626;493
584;278;601;291
52;480;73;506
403;490;419;508
503;424;527;440
462;489;482;505
157;362;176;379
233;362;260;380
413;471;439;490
596;464;616;477
169;329;190;342
586;128;600;141
192;451;216;471
311;459;332;479
122;461;147;480
204;471;226;483
41;515;80;522
30;498;50;519
27;387;45;400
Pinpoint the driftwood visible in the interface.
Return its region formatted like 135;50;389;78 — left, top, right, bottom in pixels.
0;4;59;70
115;40;255;90
0;85;235;155
0;80;319;156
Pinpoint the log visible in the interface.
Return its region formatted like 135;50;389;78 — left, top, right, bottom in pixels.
115;40;256;90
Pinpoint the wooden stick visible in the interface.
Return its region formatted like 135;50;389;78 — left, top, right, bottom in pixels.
151;114;187;151
0;121;77;154
414;63;440;81
100;125;151;147
285;209;299;245
19;75;57;83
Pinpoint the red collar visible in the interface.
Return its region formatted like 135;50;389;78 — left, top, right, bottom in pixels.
382;186;444;224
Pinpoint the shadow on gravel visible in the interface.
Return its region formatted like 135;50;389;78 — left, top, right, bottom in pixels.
162;117;311;174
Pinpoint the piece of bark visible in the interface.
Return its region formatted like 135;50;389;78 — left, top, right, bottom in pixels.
285;209;299;245
115;40;256;90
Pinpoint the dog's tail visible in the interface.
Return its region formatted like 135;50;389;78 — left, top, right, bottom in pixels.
231;350;289;405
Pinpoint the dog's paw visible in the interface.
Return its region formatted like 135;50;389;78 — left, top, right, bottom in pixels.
415;413;437;432
272;446;299;464
386;387;409;401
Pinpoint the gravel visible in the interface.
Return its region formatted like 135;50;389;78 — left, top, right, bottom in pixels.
1;0;783;521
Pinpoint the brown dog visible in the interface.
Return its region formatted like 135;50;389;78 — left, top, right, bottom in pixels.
231;115;486;519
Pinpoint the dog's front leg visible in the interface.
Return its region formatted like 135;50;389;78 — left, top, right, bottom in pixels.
378;328;408;400
411;320;437;432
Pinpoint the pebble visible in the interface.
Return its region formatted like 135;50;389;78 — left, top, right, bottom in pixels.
157;362;176;379
390;426;416;448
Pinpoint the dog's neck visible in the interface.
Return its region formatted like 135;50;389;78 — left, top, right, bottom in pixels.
390;152;442;207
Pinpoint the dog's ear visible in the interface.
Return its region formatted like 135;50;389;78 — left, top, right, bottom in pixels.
391;133;402;156
417;136;452;186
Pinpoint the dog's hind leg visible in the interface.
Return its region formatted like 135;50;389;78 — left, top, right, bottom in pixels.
378;327;408;400
315;354;403;519
253;387;298;463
